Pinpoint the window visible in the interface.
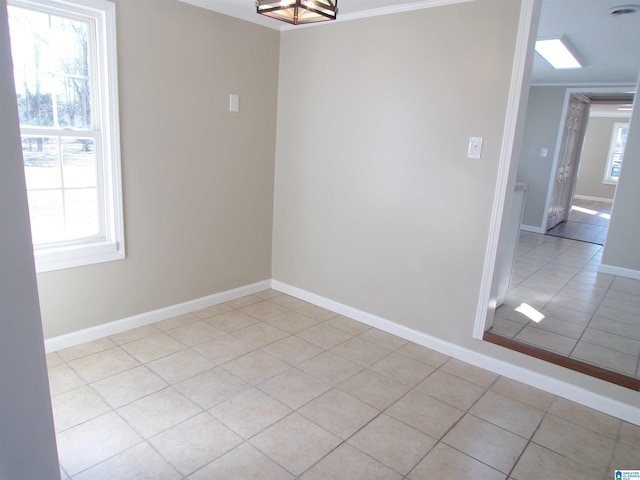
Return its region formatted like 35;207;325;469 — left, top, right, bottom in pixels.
8;0;123;272
603;122;629;185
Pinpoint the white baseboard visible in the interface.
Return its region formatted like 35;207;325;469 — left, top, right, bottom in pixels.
574;195;614;204
599;264;640;280
272;280;640;425
520;224;545;234
44;280;272;353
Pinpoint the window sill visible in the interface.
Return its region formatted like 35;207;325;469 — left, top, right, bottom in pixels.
34;240;124;273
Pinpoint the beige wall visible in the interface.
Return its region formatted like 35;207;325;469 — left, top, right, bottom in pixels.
35;0;280;338
272;0;520;344
574;116;619;200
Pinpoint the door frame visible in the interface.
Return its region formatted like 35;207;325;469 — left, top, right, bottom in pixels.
542;86;635;233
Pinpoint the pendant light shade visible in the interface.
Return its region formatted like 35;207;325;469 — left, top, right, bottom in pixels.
256;0;338;25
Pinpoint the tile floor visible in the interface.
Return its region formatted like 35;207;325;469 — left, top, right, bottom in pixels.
491;229;640;379
48;290;640;479
546;199;611;245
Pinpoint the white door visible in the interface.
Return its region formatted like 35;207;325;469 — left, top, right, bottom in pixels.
546;94;590;231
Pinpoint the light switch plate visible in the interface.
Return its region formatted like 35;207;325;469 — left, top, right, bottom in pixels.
467;136;483;159
229;94;239;113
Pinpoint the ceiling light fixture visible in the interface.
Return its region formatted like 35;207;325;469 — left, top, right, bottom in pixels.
256;0;338;25
535;36;584;69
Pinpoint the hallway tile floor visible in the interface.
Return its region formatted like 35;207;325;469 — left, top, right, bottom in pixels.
491;231;640;379
48;290;639;479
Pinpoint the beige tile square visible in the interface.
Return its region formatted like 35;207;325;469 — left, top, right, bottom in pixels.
258;368;332;409
206;310;260;333
51;386;111;433
470;390;544;438
209;387;292;438
515;326;577;355
580;328;640;356
255;289;284;300
349;414;436;475
188;442;293;480
396;342;450;368
121;333;185;364
72;442;180;480
439;358;500;388
511;443;604;480
117;387;201;438
165;320;225;346
299;389;379;440
570;342;637;376
534;315;586;339
149;412;242;476
147;349;213;384
490;377;555;412
261;335;324;365
68;347;140;383
358;328;407;350
225;294;264;309
154;313;199;332
109;325;161;346
240;301;288;320
331;337;392;367
46;352;64;368
408;442;504;480
56;412;141;476
191;303;233;319
301;443;402;480
298;351;362;385
265;310;319;334
416;370;486;411
620;421;640;446
386;389;463;439
325;315;370;336
57;338;116;362
231;323;289;349
268;294;310;310
370;352;434;387
532;414;615;472
222;351;290;386
443;414;527;474
337;369;410;410
191;334;254;365
48;363;85;396
91;365;168;408
174;367;250;410
249;413;341;476
295;304;338;321
547;397;621;439
610;441;640;470
297;323;353;350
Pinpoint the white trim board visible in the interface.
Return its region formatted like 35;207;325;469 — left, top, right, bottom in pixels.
44;280;271;353
520;224;545;234
272;280;640;425
573;195;614;204
599;264;640;280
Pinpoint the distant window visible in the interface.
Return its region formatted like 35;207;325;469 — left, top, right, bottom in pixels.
603;122;628;184
8;0;124;272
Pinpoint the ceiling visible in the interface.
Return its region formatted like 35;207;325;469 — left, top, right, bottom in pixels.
179;0;640;86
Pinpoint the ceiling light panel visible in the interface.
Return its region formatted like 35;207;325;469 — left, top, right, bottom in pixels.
535;36;583;69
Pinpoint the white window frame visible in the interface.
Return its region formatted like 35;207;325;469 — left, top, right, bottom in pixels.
603;122;628;185
8;0;124;273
